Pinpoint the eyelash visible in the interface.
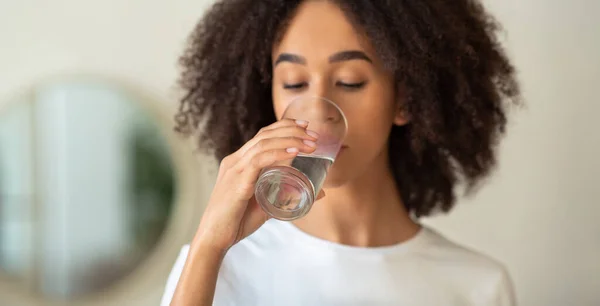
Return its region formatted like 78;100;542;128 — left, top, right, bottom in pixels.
283;83;307;90
283;81;366;90
337;81;366;89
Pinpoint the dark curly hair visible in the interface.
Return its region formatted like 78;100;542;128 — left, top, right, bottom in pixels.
175;0;521;217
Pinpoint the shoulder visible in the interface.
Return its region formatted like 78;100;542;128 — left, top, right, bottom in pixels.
420;227;516;305
421;227;507;272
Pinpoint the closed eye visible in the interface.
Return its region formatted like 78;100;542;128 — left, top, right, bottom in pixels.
337;81;366;89
284;81;366;90
283;83;307;90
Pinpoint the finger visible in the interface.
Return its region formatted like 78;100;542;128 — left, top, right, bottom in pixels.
316;189;326;200
234;119;304;156
234;134;319;198
239;126;318;156
242;137;317;163
259;126;319;141
236;147;300;186
235;198;270;243
258;118;308;134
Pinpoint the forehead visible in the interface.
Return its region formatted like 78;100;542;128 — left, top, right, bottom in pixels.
273;1;372;58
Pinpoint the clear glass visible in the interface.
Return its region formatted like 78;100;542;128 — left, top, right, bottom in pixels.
255;96;347;221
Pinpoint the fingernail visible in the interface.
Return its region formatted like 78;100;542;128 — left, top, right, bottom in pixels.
286;147;299;153
306;130;319;138
303;140;317;148
295;120;308;126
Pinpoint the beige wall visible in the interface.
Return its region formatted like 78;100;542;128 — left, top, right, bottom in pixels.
0;0;598;305
425;0;600;305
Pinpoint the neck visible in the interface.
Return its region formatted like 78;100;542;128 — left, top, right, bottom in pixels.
293;150;420;247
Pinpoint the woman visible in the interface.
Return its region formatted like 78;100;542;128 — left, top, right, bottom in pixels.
162;0;521;305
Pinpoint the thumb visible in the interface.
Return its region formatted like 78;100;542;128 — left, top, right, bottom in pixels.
316;189;326;200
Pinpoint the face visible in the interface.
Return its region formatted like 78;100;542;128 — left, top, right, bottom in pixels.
271;0;407;187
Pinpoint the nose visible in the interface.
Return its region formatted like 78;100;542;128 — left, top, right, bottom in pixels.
301;83;344;124
293;96;344;124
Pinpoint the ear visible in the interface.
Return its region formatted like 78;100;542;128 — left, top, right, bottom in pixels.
393;83;410;126
393;108;409;126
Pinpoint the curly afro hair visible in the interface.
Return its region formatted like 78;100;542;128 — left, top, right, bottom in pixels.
175;0;521;217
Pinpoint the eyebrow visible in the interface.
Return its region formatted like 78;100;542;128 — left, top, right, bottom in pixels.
274;50;372;66
274;53;306;66
328;50;372;63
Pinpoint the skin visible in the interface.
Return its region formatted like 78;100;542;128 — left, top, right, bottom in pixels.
171;1;420;305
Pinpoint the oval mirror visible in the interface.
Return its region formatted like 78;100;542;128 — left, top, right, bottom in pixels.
0;79;178;302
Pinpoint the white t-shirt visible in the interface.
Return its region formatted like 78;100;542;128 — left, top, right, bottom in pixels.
161;220;515;306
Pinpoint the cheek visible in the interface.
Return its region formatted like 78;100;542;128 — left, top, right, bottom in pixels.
272;92;286;120
347;111;393;151
273;104;285;120
324;112;392;187
343;88;396;149
325;115;392;187
272;88;302;120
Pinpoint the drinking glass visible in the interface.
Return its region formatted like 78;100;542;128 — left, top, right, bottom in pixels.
254;96;347;221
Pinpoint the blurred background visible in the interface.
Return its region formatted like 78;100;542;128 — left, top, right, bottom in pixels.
0;0;598;305
0;80;175;299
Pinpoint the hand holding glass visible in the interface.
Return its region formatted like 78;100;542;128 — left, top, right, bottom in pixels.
254;97;347;221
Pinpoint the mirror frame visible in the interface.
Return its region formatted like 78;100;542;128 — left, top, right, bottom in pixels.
0;75;213;306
